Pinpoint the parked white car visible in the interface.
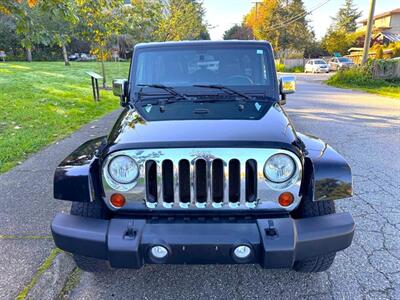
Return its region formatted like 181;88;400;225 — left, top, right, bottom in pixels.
329;57;355;71
304;59;330;73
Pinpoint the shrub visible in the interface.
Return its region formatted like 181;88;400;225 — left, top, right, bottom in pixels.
275;63;304;73
327;62;400;98
327;67;369;86
275;63;285;72
327;66;399;88
284;66;304;73
392;45;400;58
375;46;384;59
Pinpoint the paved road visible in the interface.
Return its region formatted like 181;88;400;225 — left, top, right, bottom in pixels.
0;78;399;299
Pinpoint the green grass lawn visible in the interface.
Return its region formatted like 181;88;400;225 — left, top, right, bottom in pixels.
0;61;130;173
326;81;400;98
326;69;400;99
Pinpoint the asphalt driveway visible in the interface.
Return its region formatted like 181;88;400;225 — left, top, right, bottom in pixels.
0;77;399;299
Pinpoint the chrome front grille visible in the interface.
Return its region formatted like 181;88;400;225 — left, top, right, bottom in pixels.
144;158;259;208
102;148;303;211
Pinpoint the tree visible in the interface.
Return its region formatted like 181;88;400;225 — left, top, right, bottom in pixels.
32;1;78;65
244;0;314;56
44;2;78;66
332;0;362;32
12;3;47;61
304;40;327;58
152;0;209;41
1;0;76;62
0;14;20;56
321;29;363;55
0;0;38;15
186;0;210;40
223;24;253;40
321;29;350;55
244;0;282;50
75;0;125;88
321;0;363;55
280;0;314;55
121;0;163;45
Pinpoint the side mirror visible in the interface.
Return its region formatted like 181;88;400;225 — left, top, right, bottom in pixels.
112;79;128;106
279;76;296;105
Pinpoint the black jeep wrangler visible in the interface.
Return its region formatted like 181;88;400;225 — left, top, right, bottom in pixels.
51;41;354;273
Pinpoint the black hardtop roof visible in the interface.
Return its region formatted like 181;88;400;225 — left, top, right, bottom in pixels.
134;40;271;50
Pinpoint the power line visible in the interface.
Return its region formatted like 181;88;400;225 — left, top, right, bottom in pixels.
252;0;328;27
267;0;332;31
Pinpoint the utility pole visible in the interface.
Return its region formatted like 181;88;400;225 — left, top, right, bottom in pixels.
361;0;376;65
252;1;261;20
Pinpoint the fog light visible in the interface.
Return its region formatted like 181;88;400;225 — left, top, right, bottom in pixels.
150;245;168;259
233;245;251;259
110;193;126;208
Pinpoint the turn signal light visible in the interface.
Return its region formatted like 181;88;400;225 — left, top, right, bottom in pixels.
110;193;126;208
278;192;294;207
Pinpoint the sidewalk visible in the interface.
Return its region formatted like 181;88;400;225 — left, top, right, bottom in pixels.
0;110;121;299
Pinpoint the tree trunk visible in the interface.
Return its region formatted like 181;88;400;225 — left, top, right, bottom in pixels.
100;49;106;88
26;48;32;62
62;44;70;66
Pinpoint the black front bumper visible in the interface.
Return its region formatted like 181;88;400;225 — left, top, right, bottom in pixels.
51;212;354;269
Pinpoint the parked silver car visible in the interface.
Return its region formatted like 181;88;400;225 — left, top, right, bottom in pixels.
329;57;355;71
304;59;330;73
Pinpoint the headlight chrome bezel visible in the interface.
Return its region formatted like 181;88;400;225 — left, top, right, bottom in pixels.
263;153;300;190
104;155;140;192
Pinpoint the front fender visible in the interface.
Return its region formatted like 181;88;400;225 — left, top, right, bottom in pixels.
298;133;352;201
54;136;106;202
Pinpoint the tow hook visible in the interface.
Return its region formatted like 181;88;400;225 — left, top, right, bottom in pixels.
124;221;136;240
265;220;277;237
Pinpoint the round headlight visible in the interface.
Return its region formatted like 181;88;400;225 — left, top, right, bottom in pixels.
108;155;139;184
264;154;295;183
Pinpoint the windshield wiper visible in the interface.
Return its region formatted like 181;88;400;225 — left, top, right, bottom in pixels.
137;84;190;101
193;84;252;101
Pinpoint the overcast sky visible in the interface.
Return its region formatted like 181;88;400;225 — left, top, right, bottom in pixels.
202;0;397;40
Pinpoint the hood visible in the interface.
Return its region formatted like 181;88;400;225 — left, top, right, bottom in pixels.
105;103;299;154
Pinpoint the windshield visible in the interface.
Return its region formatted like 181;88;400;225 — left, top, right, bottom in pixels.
338;57;352;63
314;60;327;65
133;46;273;90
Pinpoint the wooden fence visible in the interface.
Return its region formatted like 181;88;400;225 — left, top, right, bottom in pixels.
275;58;305;68
347;49;395;65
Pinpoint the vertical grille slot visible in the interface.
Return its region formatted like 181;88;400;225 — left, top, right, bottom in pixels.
229;159;240;203
246;159;257;203
212;159;224;203
162;160;174;203
145;160;157;203
195;159;207;203
179;160;190;203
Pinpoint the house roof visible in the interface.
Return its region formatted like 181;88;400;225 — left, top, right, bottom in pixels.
358;8;400;24
381;32;400;42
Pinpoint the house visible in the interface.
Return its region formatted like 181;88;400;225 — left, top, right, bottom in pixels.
357;8;400;44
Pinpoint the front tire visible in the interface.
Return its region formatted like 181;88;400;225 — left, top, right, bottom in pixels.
70;201;112;273
292;190;336;272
